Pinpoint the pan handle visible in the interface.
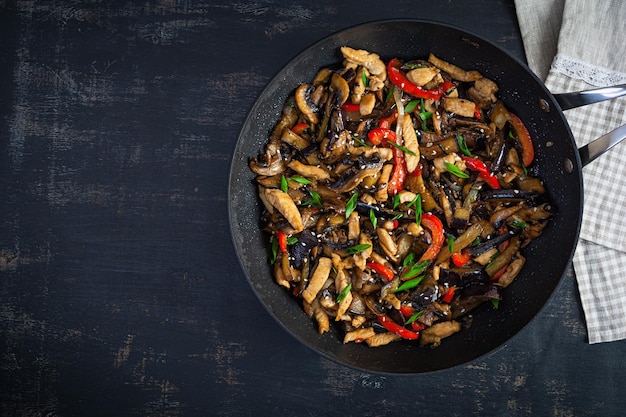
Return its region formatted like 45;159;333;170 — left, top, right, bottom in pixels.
579;124;626;167
554;84;626;111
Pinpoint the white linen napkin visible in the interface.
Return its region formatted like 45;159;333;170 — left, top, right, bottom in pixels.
515;0;626;343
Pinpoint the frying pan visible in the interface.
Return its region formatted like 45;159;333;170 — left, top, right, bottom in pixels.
228;20;626;374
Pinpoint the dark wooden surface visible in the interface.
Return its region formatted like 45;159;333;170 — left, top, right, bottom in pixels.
1;1;625;416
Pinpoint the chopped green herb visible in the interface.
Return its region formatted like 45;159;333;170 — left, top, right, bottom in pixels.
361;70;368;88
280;175;289;193
352;135;369;147
395;275;425;292
345;243;372;255
411;194;422;225
392;194;402;210
404;100;419;113
369;208;377;229
419;110;434;122
457;134;472;156
486;252;500;269
403;63;427;69
269;236;279;264
288;176;312;185
388;140;416;156
448;235;455;253
405;310;424;325
512;219;527;229
402;252;415;267
385;87;395;103
491;299;500;309
302;190;323;208
444;86;457;96
445;161;470;178
401;260;429;280
419;98;433;131
345;192;358;219
287;236;299;245
392;213;404;221
337;283;352;303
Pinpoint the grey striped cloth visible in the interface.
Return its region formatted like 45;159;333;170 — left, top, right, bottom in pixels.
515;0;626;343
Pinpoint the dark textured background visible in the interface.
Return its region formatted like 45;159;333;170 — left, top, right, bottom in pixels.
1;1;625;416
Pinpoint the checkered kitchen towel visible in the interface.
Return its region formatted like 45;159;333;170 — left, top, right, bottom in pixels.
515;0;626;343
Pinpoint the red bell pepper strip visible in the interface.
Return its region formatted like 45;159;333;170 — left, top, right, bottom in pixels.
462;156;500;189
388;146;407;196
387;58;445;100
377;314;420;340
341;102;361;112
366;262;395;281
277;231;288;254
408;160;423;177
379;110;398;129
419;213;445;261
291;123;309;135
451;251;472;267
400;305;426;332
411;321;426;332
367;127;396;146
439;81;456;96
399;304;415;318
508;112;535;167
442;286;456;303
367;127;406;195
490;264;508;281
474;102;481;120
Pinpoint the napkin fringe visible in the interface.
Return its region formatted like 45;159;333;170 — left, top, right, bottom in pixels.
551;53;626;87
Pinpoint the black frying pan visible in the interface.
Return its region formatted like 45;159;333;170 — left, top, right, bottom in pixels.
228;20;624;374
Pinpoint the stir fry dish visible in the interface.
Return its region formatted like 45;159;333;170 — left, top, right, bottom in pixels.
249;46;554;348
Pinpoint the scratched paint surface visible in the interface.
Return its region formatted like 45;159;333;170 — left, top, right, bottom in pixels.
1;1;625;416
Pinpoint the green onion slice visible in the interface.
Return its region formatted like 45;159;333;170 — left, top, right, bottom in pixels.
269;236;279;264
369;208;377;229
405;310;424;325
345;243;372;255
352;134;368;147
280;175;289;193
392;194;401;210
457;134;472;156
403;63;427;69
445;162;470;178
345;192;358;219
395;275;425;292
288;176;312;185
410;194;422;225
337;283;352;303
402;252;415;267
401;260;429;280
419;98;433;131
512;219;527;229
388;140;416;156
385;87;395;103
302;191;323;208
404;100;419;113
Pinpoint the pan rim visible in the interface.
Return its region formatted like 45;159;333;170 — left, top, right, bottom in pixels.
228;18;583;374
